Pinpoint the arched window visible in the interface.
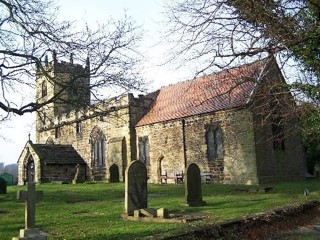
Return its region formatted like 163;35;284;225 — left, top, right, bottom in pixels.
55;127;60;139
41;81;47;97
206;127;223;161
76;121;82;137
46;137;54;145
139;136;150;165
90;127;106;166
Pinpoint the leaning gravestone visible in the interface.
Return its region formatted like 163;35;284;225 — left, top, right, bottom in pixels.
12;182;47;240
185;163;206;206
0;177;7;194
125;160;148;216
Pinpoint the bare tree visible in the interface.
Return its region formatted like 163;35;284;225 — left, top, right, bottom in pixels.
165;0;319;102
165;0;320;172
0;0;144;120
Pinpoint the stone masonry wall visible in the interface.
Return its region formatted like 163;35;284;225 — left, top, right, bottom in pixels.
41;164;86;183
136;120;185;184
253;120;305;183
136;108;259;185
250;61;305;183
35;92;153;182
36;95;136;181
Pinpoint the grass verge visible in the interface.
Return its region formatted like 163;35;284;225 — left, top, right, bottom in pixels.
0;180;319;239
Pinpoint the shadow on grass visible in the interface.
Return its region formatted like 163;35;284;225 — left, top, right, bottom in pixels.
276;231;320;240
172;197;271;212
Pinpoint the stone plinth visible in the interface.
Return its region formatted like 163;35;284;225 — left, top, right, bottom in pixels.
12;228;47;240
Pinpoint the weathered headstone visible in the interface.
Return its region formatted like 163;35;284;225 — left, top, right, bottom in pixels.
185;163;206;206
72;164;81;184
109;164;120;183
125;160;148;216
12;182;47;240
0;177;7;194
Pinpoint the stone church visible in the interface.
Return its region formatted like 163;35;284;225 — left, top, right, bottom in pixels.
17;56;306;185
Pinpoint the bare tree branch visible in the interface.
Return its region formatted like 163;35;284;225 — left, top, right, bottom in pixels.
0;0;145;119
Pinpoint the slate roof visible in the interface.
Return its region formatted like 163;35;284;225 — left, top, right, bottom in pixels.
30;143;86;165
136;59;269;127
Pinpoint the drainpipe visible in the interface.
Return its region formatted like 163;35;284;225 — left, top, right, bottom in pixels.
182;119;187;168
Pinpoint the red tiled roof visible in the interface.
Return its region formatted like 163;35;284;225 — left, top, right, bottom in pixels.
136;59;268;127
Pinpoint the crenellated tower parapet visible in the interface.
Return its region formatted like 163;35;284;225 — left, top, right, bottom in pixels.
36;52;91;133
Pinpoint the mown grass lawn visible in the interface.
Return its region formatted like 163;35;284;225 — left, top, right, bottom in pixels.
1;180;320;240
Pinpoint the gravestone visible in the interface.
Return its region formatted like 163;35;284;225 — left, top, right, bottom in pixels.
0;177;7;194
72;164;81;184
125;160;148;216
185;163;206;206
109;164;120;183
12;182;47;240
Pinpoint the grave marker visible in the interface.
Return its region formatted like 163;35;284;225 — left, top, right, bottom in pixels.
12;182;46;240
72;164;80;184
125;160;147;216
18;182;43;229
0;177;7;194
185;163;206;206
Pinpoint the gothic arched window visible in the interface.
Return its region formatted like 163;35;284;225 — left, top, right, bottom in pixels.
139;136;150;165
41;81;47;97
76;121;82;137
90;127;106;166
206;126;223;161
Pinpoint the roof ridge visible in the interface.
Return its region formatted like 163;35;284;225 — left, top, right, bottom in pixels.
159;58;268;91
136;58;271;127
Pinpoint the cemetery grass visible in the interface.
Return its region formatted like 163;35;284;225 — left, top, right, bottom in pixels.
1;180;320;240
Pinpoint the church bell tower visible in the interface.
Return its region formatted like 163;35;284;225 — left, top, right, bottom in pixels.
35;51;91;135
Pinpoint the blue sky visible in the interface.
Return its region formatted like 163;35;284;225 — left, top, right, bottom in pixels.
0;0;192;165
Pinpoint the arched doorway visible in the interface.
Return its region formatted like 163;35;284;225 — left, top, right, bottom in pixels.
157;154;165;183
26;157;35;183
109;164;119;183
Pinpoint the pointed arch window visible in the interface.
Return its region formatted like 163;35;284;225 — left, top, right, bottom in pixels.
55;127;60;138
76;121;82;137
90;127;106;166
139;136;150;165
206;126;223;161
41;81;47;97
